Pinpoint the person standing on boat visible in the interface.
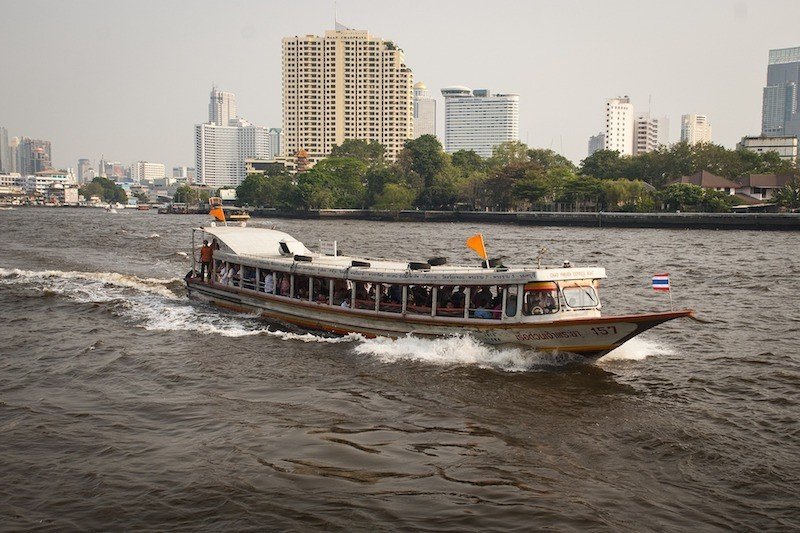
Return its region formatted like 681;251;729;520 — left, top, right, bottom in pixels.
199;240;213;282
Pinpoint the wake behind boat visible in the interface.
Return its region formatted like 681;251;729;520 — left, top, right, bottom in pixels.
185;225;693;360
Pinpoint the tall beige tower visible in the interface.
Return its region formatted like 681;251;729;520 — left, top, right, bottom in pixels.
282;28;413;162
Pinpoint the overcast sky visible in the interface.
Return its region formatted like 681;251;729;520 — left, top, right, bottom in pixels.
2;0;799;171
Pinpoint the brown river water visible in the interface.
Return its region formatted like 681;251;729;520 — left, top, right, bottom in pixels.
0;208;798;531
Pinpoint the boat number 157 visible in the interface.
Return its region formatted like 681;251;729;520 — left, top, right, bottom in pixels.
591;326;617;336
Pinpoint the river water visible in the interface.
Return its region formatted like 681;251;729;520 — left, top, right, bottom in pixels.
0;207;797;531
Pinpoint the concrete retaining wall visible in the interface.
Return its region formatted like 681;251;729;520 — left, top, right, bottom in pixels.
249;209;800;230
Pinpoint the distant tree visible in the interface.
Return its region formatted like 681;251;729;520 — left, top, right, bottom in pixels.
133;191;150;203
236;173;267;206
451;150;485;173
330;139;386;165
489;140;530;167
79;176;127;203
527;148;576;172
173;184;210;205
579;149;625;180
774;177;800;209
373;183;416;210
396;135;448;190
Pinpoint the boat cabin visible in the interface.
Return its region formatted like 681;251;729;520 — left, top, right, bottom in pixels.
192;226;605;324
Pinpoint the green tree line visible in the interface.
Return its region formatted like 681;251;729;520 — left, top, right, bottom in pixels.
236;137;798;213
78;177;128;204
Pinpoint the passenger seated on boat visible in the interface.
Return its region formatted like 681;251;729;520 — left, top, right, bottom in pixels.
472;286;493;309
228;265;240;286
450;287;466;308
242;267;256;290
315;293;328;304
333;288;348;305
262;271;274;293
218;263;231;285
278;274;290;296
474;306;492;319
542;293;557;313
387;284;402;304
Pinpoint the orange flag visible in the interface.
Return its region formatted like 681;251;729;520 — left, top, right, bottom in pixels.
209;206;226;223
466;233;488;260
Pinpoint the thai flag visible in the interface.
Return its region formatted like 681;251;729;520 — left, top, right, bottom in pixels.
652;273;670;292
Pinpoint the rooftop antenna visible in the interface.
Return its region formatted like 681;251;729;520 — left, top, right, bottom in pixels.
334;0;337;26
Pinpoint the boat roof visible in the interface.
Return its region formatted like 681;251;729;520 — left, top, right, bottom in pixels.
197;225;606;285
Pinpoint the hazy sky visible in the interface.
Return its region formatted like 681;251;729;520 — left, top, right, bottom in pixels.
3;0;799;171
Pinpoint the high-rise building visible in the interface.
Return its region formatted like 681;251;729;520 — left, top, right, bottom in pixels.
77;158;91;184
195;88;270;189
17;137;52;175
761;46;800;138
587;133;605;156
9;137;19;173
268;128;282;159
130;161;166;183
282;28;414;162
657;116;671;146
604;97;634;155
209;87;237;126
413;82;436;138
0;127;10;173
634;114;660;155
680;114;712;145
441;87;519;157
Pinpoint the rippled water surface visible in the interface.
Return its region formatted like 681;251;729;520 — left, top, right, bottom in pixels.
1;208;798;531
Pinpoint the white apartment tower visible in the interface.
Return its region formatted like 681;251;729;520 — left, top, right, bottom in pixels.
441;87;519;157
195;90;270;189
130;161;166;183
680;114;712;145
604;97;634;155
282;28;414;162
413;82;436;138
209;87;237;126
634;114;660;155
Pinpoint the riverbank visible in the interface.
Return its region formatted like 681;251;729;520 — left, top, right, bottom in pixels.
250;209;800;230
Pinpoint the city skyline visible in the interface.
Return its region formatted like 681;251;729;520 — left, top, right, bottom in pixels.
2;0;799;171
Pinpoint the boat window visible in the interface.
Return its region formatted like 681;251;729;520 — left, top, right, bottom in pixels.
217;263;240;287
311;277;330;304
505;285;518;317
562;286;599;309
259;269;275;293
332;279;349;306
523;282;559;316
406;285;432;315
468;285;501;319
353;281;375;310
434;285;466;317
275;272;291;296
379;284;403;313
241;266;257;290
294;275;310;300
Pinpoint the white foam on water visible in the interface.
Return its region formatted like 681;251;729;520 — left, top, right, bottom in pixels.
598;336;674;363
352;334;584;372
0;268;180;299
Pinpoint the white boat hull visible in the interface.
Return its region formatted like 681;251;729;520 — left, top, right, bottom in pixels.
186;279;692;360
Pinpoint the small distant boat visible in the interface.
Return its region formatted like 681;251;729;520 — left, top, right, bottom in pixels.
137;204;152;211
105;206;118;214
208;196;250;221
185;226;695;361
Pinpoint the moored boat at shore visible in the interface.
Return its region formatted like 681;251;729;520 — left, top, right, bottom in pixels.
185;226;694;360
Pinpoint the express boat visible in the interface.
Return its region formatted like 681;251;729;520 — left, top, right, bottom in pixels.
185;225;693;360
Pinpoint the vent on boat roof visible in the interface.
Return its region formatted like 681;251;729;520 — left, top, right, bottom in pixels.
427;257;447;266
351;260;371;267
408;261;430;271
294;255;313;262
482;258;505;268
279;241;291;255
